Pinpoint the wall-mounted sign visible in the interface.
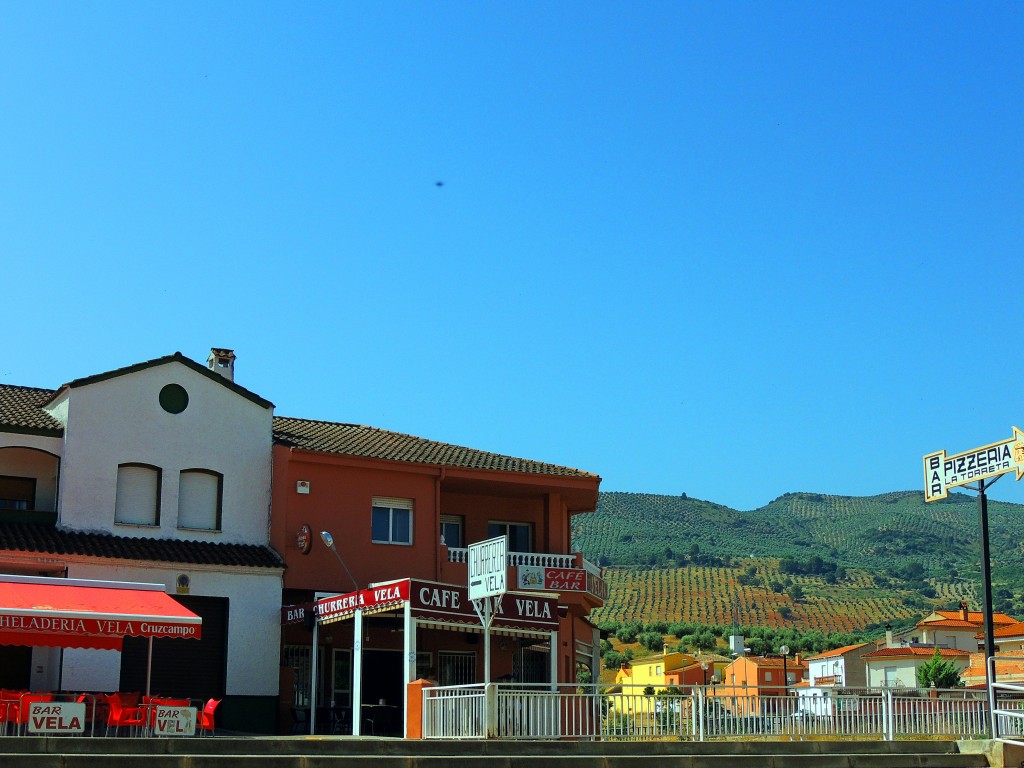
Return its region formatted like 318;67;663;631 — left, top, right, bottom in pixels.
297;525;312;554
297;480;311;494
281;603;313;626
517;566;587;592
175;574;190;595
924;426;1024;502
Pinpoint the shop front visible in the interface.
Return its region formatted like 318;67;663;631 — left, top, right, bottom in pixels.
282;578;559;736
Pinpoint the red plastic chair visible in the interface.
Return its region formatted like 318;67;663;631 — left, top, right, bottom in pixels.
104;693;146;736
12;692;54;735
199;698;221;736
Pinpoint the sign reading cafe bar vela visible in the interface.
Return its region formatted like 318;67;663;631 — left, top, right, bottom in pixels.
923;426;1024;502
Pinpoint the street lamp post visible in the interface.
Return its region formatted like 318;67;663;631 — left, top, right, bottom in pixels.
309;531;361;736
779;645;790;697
700;660;710;687
320;530;360;591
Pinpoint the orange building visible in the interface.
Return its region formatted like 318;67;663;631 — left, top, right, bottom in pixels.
270;417;606;735
714;655;806;715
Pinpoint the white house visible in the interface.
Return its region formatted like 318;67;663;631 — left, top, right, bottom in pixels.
0;350;285;732
861;646;970;689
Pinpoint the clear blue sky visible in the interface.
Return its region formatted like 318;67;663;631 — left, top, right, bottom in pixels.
3;3;1022;511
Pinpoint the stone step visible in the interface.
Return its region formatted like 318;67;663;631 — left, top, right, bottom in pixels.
0;749;992;768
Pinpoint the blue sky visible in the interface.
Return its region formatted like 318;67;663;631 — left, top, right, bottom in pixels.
2;3;1022;511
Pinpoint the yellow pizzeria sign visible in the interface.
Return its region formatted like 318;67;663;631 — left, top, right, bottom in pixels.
924;426;1024;502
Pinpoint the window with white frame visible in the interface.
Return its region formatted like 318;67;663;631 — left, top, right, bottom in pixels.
178;469;223;531
487;521;532;552
440;515;463;548
371;497;413;545
114;463;161;526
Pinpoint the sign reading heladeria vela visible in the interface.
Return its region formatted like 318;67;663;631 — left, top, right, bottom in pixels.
924;426;1024;502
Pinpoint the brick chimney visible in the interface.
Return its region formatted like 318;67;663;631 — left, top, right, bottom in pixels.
960;601;969;621
207;348;236;382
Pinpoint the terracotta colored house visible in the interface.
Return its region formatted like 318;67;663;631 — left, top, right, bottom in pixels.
714;654;805;715
270;416;606;734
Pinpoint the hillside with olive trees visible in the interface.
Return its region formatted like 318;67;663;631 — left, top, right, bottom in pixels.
571;490;1024;634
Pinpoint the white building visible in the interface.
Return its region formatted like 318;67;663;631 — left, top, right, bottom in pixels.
0;350;285;732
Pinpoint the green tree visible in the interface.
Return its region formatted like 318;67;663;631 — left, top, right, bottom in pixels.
916;648;964;689
640;631;665;652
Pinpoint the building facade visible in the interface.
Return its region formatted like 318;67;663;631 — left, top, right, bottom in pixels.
0;351;285;732
270;416;605;734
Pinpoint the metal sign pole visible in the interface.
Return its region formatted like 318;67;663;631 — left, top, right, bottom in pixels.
923;429;1024;739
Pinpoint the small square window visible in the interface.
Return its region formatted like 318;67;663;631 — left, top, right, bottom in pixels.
371;499;413;545
440;515;463;548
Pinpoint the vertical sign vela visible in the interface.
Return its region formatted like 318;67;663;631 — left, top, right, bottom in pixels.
468;535;507;686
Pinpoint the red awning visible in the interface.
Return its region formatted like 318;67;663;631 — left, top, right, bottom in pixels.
0;575;202;651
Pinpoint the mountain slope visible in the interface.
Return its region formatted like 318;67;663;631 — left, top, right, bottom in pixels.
572;490;1024;632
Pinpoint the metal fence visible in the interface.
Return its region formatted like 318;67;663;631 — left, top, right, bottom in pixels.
422;682;1013;741
989;655;1024;745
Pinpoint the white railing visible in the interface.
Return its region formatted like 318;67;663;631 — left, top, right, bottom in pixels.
445;548;578;570
422;682;994;741
421;684;486;739
989;655;1024;745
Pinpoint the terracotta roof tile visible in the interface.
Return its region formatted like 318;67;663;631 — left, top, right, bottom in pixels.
0;521;283;569
0;385;62;435
807;643;868;660
935;610;1017;625
273;416;598;478
922;619;987;630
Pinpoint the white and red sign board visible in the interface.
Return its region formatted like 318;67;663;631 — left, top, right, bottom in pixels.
152;706;197;737
305;578;558;633
517;566;587;592
316;580;411;624
28;702;86;735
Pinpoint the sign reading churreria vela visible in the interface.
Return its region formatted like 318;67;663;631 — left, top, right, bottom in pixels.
923;426;1024;502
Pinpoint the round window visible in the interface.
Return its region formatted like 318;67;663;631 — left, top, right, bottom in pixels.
159;383;189;414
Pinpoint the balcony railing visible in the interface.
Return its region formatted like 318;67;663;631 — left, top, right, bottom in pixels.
445;548;607;602
446;548;576;569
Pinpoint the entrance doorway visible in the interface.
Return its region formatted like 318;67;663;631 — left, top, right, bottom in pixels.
0;645;31;689
361;649;403;706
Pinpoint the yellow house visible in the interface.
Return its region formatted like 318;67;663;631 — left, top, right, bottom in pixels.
610;649;695;717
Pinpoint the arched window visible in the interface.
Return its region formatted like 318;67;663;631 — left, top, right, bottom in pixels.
115;464;161;526
178;469;223;531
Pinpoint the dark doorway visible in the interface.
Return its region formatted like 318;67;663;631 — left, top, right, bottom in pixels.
0;645;31;689
361;649;403;735
361;649;403;706
120;595;228;699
